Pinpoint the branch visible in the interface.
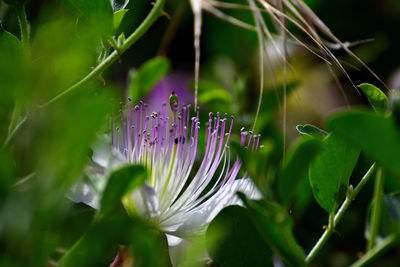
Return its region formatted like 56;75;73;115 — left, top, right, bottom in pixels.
305;163;377;264
39;0;167;107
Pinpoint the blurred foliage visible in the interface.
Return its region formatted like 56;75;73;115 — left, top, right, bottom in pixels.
206;205;273;267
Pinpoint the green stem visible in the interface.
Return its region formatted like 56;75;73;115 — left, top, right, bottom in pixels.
305;163;377;264
3;102;27;148
367;167;384;251
15;4;29;51
350;234;398;267
39;0;167;107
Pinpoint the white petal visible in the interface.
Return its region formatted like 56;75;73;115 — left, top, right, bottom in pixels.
111;0;129;11
92;134;112;168
67;182;99;209
166;234;183;247
164;178;261;237
130;183;161;220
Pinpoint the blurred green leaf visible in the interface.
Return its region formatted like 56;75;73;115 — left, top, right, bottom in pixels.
358;83;388;112
230;139;273;194
62;0;113;37
199;87;232;105
0;24;27;107
278;139;321;206
206;205;273;267
257;82;297;129
293;173;314;216
309;133;360;213
59;206;171;267
197;80;233;106
328;111;400;179
0;86;114;266
296;124;328;139
100;165;147;214
240;195;306;267
113;9;128;31
31;19;100;103
0;149;15;203
129;57;170;103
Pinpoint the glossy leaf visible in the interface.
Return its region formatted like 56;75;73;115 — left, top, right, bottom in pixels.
309;133;360;213
113;9;128;31
129;57;170;103
62;0;113;36
239;196;306;267
296;124;328;139
278;138;321;206
328;111;400;179
207;205;273;267
358;83;388;113
100;165;147;214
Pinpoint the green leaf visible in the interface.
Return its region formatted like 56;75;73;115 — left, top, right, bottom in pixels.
0;25;27;107
62;0;113;37
197;80;233;105
278;139;321;206
257;81;297;128
328;111;400;179
198;86;233;105
0;149;15;202
129;57;170;103
113;9;128;31
296;124;328;139
358;83;388;113
100;165;147;214
59;207;172;267
309;133;360;213
207;206;273;267
239;196;306;267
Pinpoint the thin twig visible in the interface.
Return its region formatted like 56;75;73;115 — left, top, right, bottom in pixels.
305;163;377;264
39;0;167;107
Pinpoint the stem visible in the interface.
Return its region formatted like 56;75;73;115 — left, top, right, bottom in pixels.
3;102;27;148
15;4;29;51
367;167;384;251
350;234;398;267
305;163;377;264
39;0;167;107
